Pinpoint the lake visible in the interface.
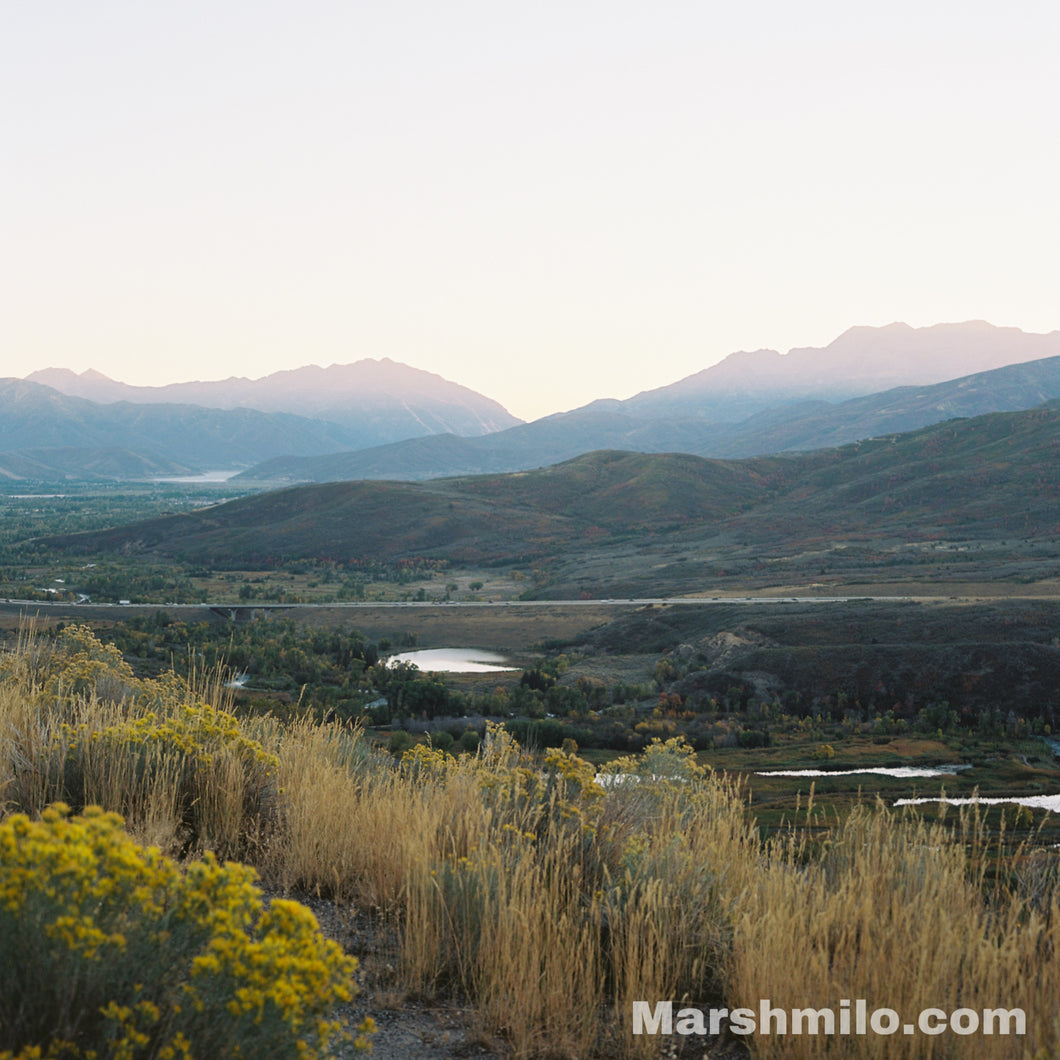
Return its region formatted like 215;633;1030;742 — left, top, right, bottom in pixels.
895;793;1060;812
754;765;972;779
387;648;518;673
152;470;242;483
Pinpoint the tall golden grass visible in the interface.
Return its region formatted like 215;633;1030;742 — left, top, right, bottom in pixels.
2;624;1058;1058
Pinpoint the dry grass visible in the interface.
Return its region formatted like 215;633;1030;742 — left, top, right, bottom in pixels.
266;718;432;907
0;624;279;859
2;624;1059;1058
726;804;1059;1059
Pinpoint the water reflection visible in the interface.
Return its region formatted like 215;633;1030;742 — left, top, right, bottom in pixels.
895;794;1060;812
387;648;517;673
755;765;972;779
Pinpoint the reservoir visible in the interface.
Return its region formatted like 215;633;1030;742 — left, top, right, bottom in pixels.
754;764;971;779
152;470;242;483
895;793;1060;812
387;648;518;673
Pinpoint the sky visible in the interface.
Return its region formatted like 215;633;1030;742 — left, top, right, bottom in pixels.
3;2;1059;422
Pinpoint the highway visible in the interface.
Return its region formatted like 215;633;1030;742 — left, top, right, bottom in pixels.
0;593;971;614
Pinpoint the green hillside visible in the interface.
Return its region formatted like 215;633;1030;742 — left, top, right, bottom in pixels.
40;404;1060;595
442;450;807;527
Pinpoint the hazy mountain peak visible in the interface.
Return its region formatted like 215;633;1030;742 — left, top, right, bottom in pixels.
620;321;1060;422
26;367;89;385
22;357;522;448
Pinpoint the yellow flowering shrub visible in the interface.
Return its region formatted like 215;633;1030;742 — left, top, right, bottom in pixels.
16;624;143;707
399;743;456;778
5;625;280;858
404;727;612;997
601;735;705;786
0;804;371;1059
26;703;279;859
472;727;604;842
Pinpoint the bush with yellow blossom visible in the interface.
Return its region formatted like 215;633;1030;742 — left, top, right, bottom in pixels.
0;804;372;1060
3;625;279;860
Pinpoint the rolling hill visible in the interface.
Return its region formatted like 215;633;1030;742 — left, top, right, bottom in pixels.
41;401;1060;596
39;449;803;567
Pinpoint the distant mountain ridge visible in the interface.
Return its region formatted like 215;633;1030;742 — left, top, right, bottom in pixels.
13;321;1060;482
0;379;358;474
237;350;1060;483
1;358;523;480
0;447;191;482
617;320;1060;421
25;358;522;448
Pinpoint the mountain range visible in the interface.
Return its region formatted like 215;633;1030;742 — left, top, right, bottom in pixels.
7;320;1060;482
25;358;520;447
611;320;1060;420
0;361;517;480
0;379;356;478
238;350;1060;482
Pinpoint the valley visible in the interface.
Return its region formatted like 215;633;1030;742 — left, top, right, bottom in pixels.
23;400;1060;603
4;323;1060;1059
10;0;1060;1043
4;369;1058;838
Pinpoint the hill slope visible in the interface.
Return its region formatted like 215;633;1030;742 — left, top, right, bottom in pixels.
42;450;801;567
41;403;1060;595
0;447;192;482
619;320;1060;420
707;353;1060;457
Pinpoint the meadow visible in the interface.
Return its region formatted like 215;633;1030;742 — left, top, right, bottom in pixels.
2;622;1058;1058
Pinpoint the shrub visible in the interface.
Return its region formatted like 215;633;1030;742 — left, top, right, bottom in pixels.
1;626;281;860
0;804;371;1059
400;730;754;1058
387;729;415;755
14;696;279;861
427;729;455;752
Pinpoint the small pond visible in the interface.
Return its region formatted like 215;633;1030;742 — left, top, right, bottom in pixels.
386;648;518;673
153;470;242;483
895;794;1060;812
755;765;972;779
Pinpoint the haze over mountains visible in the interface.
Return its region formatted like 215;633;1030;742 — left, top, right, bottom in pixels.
25;359;520;449
612;320;1060;421
0;378;359;475
239;343;1060;483
5;320;1060;483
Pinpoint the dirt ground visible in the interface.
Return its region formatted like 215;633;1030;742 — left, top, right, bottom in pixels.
296;893;750;1060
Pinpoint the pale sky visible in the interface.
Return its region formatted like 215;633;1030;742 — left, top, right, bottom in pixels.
3;1;1058;421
